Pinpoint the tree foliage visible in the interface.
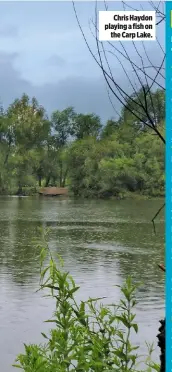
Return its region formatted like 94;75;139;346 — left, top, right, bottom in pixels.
0;89;164;198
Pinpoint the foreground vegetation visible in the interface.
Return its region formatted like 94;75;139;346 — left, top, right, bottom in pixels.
13;236;160;371
0;87;164;198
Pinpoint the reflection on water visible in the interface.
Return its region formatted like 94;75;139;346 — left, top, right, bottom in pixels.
0;196;164;371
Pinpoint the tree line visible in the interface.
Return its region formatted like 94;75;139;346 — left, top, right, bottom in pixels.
0;87;164;198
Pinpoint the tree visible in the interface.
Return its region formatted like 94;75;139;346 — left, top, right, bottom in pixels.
51;107;76;146
7;94;50;149
68;116;164;198
50;107;76;187
101;119;119;138
120;88;165;132
72;113;102;139
5;94;51;193
0;91;164;197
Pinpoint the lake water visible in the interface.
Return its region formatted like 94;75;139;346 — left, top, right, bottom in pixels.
0;196;164;371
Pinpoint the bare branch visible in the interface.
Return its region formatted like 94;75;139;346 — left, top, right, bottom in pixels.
152;202;165;234
73;1;165;144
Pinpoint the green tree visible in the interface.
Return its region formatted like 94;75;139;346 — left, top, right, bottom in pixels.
51;107;75;146
121;88;165;133
7;94;50;149
101;119;119;139
72;113;102;140
5;94;50;193
0;88;165;198
50;107;76;187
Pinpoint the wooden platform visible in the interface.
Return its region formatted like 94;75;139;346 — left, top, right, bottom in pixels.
39;187;68;196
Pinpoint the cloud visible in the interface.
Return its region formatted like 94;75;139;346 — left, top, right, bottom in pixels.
36;76;116;122
46;54;66;67
0;25;18;38
0;35;164;123
0;51;115;122
0;52;32;106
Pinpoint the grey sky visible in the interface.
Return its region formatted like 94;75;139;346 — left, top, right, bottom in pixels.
0;1;164;123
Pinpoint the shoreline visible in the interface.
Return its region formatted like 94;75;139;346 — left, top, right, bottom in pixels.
0;192;165;201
